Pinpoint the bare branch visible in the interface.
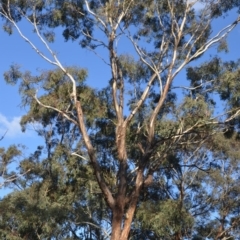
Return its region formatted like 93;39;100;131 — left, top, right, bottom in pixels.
0;169;31;189
71;152;88;161
125;73;157;124
113;0;134;31
0;130;8;141
33;94;78;125
0;12;58;66
84;0;107;29
189;17;240;62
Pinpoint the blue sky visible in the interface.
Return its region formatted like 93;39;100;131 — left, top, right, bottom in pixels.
0;23;111;150
0;10;239;142
0;7;240;194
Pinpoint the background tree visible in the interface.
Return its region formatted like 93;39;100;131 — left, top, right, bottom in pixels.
0;78;112;239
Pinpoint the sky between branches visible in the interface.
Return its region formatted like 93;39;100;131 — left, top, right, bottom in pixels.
0;8;239;153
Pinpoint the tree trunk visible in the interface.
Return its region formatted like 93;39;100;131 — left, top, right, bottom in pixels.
120;203;137;240
111;207;124;240
110;188;138;240
174;232;181;240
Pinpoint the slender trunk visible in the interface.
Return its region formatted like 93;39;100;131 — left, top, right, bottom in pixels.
120;169;144;239
111;161;127;240
111;204;136;240
111;207;124;240
112;181;140;240
110;122;128;240
120;203;137;240
110;191;138;240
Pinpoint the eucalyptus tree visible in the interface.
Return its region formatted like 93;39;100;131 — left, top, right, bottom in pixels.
1;0;240;239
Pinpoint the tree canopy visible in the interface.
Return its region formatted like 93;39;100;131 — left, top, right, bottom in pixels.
1;0;240;239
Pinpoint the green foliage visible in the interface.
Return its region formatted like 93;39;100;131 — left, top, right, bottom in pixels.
0;132;108;239
137;199;194;238
0;145;23;187
1;0;240;239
